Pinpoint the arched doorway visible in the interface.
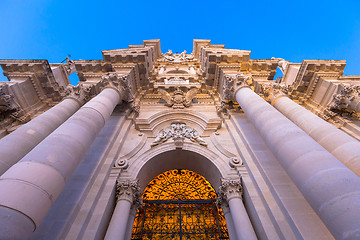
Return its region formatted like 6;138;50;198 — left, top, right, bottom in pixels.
131;169;229;239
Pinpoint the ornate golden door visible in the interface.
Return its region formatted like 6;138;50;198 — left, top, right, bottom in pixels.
131;169;229;239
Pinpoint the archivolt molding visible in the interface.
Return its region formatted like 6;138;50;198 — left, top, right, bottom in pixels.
114;133;147;168
120;141;235;193
134;109;222;135
210;133;243;167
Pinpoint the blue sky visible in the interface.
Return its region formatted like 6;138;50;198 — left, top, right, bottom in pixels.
1;0;359;85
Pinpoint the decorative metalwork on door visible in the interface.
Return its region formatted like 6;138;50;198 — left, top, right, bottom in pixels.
131;169;229;239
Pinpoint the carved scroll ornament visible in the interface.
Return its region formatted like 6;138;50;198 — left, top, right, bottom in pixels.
151;121;207;147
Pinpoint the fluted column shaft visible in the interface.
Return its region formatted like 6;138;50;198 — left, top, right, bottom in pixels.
0;87;121;239
271;94;360;177
235;86;360;240
105;180;140;240
0;97;82;175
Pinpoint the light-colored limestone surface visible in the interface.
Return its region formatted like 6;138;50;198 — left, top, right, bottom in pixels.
0;39;359;240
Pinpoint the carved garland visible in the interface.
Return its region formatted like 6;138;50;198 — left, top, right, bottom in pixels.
151;121;207;147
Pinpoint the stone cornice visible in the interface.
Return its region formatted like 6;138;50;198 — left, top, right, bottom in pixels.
0;60;65;102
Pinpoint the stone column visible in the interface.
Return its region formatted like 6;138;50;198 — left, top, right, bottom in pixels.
269;92;360;177
105;180;141;240
0;95;83;175
235;86;360;240
0;86;122;239
219;179;257;240
218;201;237;240
124;205;140;240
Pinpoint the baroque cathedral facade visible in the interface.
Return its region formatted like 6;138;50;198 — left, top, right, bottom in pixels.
0;39;360;240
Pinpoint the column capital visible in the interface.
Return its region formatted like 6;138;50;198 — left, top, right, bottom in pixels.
218;178;243;203
116;179;141;205
259;83;288;105
222;73;252;101
64;84;94;105
101;73;133;101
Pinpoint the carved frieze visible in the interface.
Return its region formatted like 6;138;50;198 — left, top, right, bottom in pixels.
151;121;207;147
0;86;29;126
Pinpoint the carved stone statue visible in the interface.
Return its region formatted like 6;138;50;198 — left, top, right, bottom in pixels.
0;86;19;114
329;84;360;115
162;50;195;62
